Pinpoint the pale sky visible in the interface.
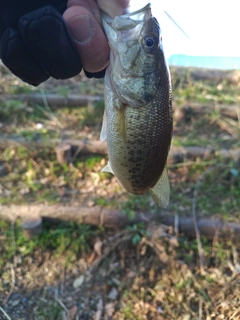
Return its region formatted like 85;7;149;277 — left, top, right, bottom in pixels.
129;0;239;58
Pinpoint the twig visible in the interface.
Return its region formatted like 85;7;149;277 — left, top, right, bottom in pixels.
211;229;220;259
229;308;240;320
87;232;128;275
71;145;83;163
57;298;69;314
236;106;240;128
168;160;215;168
192;172;206;274
33;89;64;129
4;220;16;304
199;298;203;320
95;299;103;320
174;212;179;236
0;306;12;320
192;164;232;274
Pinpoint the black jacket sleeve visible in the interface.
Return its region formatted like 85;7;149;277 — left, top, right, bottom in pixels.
0;0;105;86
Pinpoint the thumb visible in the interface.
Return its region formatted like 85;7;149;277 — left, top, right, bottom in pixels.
63;5;109;73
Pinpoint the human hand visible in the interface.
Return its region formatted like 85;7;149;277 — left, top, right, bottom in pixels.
64;0;129;77
0;0;129;86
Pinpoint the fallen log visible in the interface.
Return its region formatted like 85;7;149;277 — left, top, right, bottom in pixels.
0;93;103;107
173;102;240;121
160;216;240;242
1;136;240;163
0;205;240;243
171;67;240;85
0;137;108;155
1;92;240;120
0;205;148;228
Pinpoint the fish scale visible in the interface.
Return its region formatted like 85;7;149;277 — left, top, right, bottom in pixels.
100;4;172;207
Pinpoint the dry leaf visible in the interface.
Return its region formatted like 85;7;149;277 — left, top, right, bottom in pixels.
94;239;103;256
67;305;77;320
127;271;137;278
105;302;115;319
73;274;84;288
149;268;155;281
108;287;118;300
169;236;179;247
87;252;96;264
95;299;103;320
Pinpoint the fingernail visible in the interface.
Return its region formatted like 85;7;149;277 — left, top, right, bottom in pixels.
68;15;94;43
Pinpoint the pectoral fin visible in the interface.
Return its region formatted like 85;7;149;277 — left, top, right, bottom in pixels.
100;109;107;141
101;161;114;175
151;166;170;208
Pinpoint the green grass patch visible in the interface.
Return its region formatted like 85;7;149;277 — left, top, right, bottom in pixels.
0;219;97;269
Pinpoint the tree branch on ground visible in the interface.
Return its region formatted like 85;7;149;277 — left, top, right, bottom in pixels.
0;205;240;243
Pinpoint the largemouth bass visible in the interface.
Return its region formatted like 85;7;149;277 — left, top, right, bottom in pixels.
100;4;172;208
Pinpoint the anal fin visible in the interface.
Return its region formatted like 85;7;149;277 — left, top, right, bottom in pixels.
101;161;114;175
151;166;170;208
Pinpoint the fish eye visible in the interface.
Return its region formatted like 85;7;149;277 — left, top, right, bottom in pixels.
142;35;158;52
145;37;155;48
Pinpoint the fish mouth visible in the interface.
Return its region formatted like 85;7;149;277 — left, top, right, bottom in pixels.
111;3;152;32
102;3;152;32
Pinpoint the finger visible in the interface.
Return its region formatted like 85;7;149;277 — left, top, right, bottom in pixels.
19;6;82;80
67;0;102;25
63;5;109;73
0;28;49;85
